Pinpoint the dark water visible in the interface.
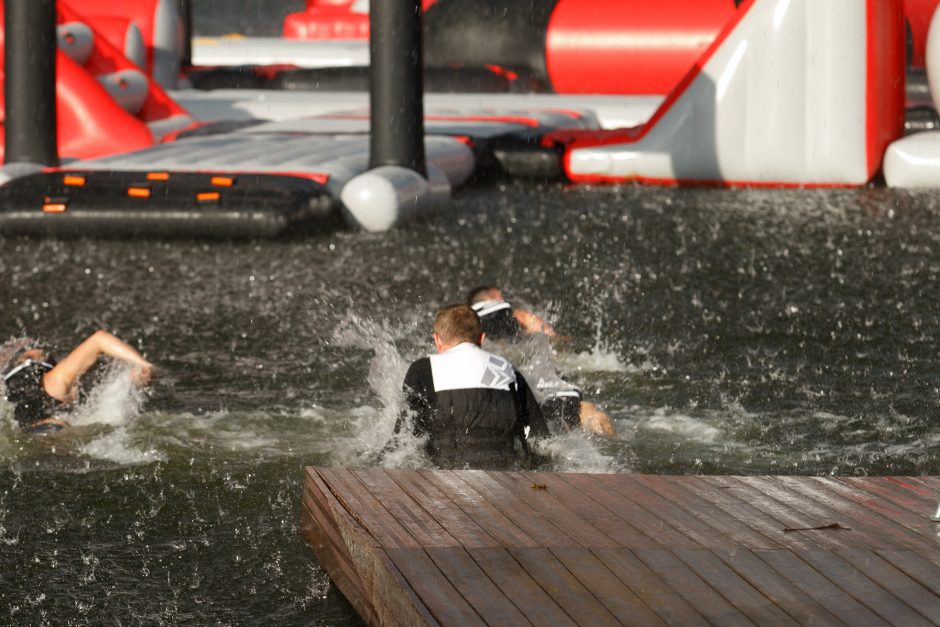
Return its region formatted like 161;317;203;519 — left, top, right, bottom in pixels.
2;182;940;623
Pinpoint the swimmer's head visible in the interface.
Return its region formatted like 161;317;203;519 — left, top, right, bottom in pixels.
433;303;483;350
466;285;503;305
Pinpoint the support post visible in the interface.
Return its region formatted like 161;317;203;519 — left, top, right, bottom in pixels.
178;0;193;68
4;0;58;166
369;0;426;176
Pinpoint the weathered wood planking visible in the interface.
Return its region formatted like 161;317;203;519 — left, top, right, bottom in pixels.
302;470;940;626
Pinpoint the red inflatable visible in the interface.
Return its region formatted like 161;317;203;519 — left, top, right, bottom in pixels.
546;0;739;95
283;0;439;40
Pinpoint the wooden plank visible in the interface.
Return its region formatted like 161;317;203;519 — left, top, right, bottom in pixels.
600;474;755;549
424;547;533;626
635;475;782;549
810;478;940;549
634;548;756;626
717;477;858;550
466;547;578;627
307;468;438;627
385;547;485;626
550;546;667;625
385;469;499;548
508;547;622;627
714;548;844;626
558;473;699;549
592;548;710;626
835;477;940;521
677;476;818;551
795;548;934;627
518;471;663;548
674;549;800;626
756;549;890;625
490;472;620;548
318;467;421;549
301;478;376;625
773;476;936;552
882;477;940;504
876;550;940;596
351;468;462;548
837;548;940;624
421;470;541;549
454;470;581;548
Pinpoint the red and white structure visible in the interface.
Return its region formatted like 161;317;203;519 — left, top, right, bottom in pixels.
550;0;905;187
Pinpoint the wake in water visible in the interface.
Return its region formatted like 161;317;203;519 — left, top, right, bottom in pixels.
0;356;158;465
325;311;630;473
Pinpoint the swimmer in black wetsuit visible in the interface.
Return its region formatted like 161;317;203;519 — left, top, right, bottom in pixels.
1;331;154;434
395;303;551;469
466;285;556;341
467;285;616;437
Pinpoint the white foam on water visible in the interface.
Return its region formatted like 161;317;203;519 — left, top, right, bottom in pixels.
78;427;167;465
330;313;426;467
556;347;634;374
639;408;725;444
536;431;626;473
68;366;146;427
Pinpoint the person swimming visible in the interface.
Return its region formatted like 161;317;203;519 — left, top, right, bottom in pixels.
466;285;616;437
1;331;153;434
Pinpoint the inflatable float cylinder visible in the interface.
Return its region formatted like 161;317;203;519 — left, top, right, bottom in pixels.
340;164;449;232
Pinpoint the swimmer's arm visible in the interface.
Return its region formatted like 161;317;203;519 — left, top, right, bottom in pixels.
579;401;616;437
43;330;153;401
513;309;557;338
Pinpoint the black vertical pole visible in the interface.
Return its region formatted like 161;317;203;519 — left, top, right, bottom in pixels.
369;0;426;176
178;0;193;68
4;0;58;166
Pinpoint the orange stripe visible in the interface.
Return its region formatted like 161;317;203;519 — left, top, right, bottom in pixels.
147;172;171;181
210;176;235;187
127;187;151;198
63;175;85;186
196;191;220;202
42;203;67;213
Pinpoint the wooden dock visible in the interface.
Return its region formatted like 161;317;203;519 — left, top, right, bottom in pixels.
301;468;940;626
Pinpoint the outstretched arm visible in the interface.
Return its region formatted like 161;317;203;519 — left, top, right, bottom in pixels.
579;401;616;437
43;330;153;402
513;308;557;338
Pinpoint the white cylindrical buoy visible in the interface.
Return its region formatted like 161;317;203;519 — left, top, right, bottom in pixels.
927;4;940;106
340;165;449;232
883;131;940;187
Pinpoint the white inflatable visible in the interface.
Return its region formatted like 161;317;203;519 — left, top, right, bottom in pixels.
884;4;940;188
563;0;903;186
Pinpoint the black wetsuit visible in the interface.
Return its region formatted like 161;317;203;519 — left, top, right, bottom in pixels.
2;359;64;433
472;299;584;429
398;342;550;469
471;299;523;341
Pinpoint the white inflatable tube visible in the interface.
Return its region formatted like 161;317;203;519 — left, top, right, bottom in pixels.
340;165;450;232
883;132;940;187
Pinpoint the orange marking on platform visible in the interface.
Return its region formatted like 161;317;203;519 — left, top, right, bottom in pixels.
63;175;86;186
210;176;235;187
127;187;151;198
147;172;170;181
42;198;68;213
197;191;220;202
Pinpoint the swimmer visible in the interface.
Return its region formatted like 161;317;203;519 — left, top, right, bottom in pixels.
1;331;154;434
394;304;551;469
467;285;616;437
466;285;556;340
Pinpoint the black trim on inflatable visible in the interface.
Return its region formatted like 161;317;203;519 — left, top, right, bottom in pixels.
0;171;338;238
187;65;550;93
423;0;559;90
